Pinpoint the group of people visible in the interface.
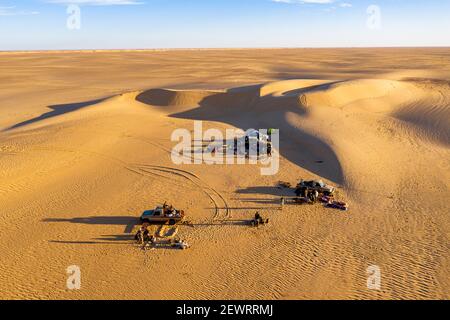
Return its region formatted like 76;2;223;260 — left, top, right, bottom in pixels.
162;202;180;218
135;223;190;250
297;187;320;203
135;223;156;247
252;212;269;227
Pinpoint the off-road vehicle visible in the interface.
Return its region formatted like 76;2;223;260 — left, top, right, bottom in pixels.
295;179;335;197
140;204;185;225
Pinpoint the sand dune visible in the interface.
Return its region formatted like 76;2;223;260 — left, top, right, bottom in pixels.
0;49;449;300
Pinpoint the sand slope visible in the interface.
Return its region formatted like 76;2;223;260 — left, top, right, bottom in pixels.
0;49;449;300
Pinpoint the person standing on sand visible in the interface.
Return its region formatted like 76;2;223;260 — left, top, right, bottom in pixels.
245;136;250;158
267;141;272;157
308;190;319;203
136;224;149;245
256;139;260;157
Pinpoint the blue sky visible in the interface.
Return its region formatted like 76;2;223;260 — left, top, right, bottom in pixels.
0;0;449;50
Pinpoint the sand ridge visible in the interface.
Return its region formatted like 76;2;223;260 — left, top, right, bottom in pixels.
0;49;449;299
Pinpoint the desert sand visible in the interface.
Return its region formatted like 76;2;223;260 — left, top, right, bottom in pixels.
0;48;449;300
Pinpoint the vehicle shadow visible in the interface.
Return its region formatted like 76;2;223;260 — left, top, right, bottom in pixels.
43;216;139;233
235;186;291;196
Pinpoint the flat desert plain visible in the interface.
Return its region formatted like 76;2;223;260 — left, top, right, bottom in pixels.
0;48;449;300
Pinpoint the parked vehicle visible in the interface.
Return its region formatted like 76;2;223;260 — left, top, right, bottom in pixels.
246;129;269;142
140;204;185;225
295;179;335;197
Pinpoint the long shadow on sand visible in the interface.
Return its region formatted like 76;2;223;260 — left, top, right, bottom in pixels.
4;98;108;131
235;186;291;196
45;216;142;246
49;235;134;245
45;217;253;246
136;84;344;185
48;232;136;246
43;216;139;233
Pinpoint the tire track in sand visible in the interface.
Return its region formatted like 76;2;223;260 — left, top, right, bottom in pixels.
129;164;231;220
0;144;231;221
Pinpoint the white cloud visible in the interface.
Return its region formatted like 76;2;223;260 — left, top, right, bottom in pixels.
271;0;352;8
301;0;334;3
272;0;335;4
0;6;40;16
46;0;144;5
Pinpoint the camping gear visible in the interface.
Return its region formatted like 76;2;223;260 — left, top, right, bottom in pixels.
326;201;349;211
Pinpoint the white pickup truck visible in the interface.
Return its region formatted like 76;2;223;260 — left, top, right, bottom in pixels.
140;205;185;225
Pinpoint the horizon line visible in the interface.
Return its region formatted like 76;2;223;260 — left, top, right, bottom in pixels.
1;45;450;54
